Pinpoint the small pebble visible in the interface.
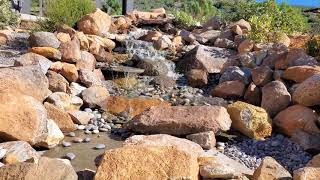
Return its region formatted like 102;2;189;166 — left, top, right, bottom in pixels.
95;144;106;149
83;137;91;143
62;141;72;147
84;108;92;113
77;125;86;130
84;130;92;134
67;132;76;137
93;129;99;134
99;128;108;132
72;137;83;143
65;152;76;160
0;149;7;159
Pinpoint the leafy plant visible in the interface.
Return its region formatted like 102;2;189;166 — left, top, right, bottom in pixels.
103;0;122;15
172;10;198;27
0;0;20;28
307;36;320;61
43;0;95;29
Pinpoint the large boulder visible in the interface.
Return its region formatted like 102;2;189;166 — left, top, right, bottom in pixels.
212;80;245;98
178;45;237;73
186;131;216;150
81;86;109;108
0;65;50;101
0;157;77;180
187;69;208;87
14;53;52;74
219;66;250;84
251;66;273;86
94;145;199;180
261;81;291;117
47;70;70;93
274;105;320;137
76;51;96;71
29;47;62;61
124;134;203;157
283;65;320;83
59;37;81;63
293;74;320;106
28;32;60;48
126;106;232;135
253;156;292;180
293;167;320;180
227;101;272;139
46;92;83;111
79;69;102;87
44;102;76;132
61;63;79;82
77;9;112;35
199;150;253;179
0;93;62;148
99;96;170;118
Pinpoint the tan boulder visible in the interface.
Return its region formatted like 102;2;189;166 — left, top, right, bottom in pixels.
126;105;232;135
293;74;320;106
75;31;90;50
293;167;320;180
49;61;64;72
277;33;291;47
227;101;272;139
77;9;112;35
68;110;94;125
99;96;170;118
253;156;292;180
274;105;320;137
59;37;81;63
261;81;291;117
87;35;115;52
0;65;50;102
186;131;216;150
44;102;76;132
238;39;254;54
124;134;203;157
47;70;69;93
46;92;83;111
61;63;78;82
29;47;62;60
139;30;162;42
56;32;71;43
212;80;245;98
14;52;52;74
0;157;77;180
94;145;199;180
79;69;102;87
187;69;208;87
76;51;96;71
283;65;320;83
81;86;109;108
307;154;320;168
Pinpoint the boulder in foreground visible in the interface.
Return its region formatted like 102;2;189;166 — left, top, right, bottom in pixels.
95;145;199;180
253;156;292;180
293;74;320;106
126;105;232;135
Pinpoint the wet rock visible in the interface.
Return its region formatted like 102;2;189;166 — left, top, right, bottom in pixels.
47;70;69;93
283;65;320;83
244;82;261;106
81;86;109;108
151;75;176;90
0;157;77;180
77;9;112;35
293;167;320;180
68;111;93;125
47;92;83;111
252;66;273;86
219;66;250;85
126;105;232;135
44;102;76;132
79;69;103;87
61;63;78;82
28;32;60;48
76;51;96;71
29;47;62;61
0;65;50;101
87;35;116;52
212;80;245;98
253;156;292;180
100;96;170;119
153;35;173;50
60;37;81;63
14;52;52;74
261;81;291;117
186;131;216;150
124;134;203;157
0;141;39;165
95;145;199;180
137;59;168;76
113;77;137;90
274;105;320;137
227;101;272;139
139;30;162;42
199;150;253;179
293;74;320;106
187;69;208;87
178;45;237;73
77;169;95;180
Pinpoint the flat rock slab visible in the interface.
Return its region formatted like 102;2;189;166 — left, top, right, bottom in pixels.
125;105;232;135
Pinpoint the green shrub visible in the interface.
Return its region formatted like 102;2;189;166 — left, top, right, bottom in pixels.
103;0;122;15
307;36;320;61
0;0;20;28
172;10;197;27
44;0;95;29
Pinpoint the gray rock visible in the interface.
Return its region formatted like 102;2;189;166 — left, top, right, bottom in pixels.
186;131;216;150
84;137;91;143
72;137;83;143
62;141;72;147
137;59;169;76
67;132;76;137
28;32;60;48
65;152;76;160
0;141;40;164
95;144;106;149
14;53;52;74
219;66;250;85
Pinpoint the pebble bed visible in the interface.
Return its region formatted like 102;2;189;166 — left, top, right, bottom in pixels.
223;133;313;172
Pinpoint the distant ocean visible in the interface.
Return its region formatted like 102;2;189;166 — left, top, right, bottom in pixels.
256;0;320;7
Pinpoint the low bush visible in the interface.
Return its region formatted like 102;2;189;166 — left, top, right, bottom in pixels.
0;0;20;28
43;0;95;29
102;0;122;15
307;36;320;60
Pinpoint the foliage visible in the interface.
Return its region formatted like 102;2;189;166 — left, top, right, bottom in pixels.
172;10;197;27
0;0;20;28
44;0;95;29
102;0;122;15
307;36;320;61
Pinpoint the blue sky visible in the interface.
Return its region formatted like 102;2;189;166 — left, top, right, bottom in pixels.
257;0;320;7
